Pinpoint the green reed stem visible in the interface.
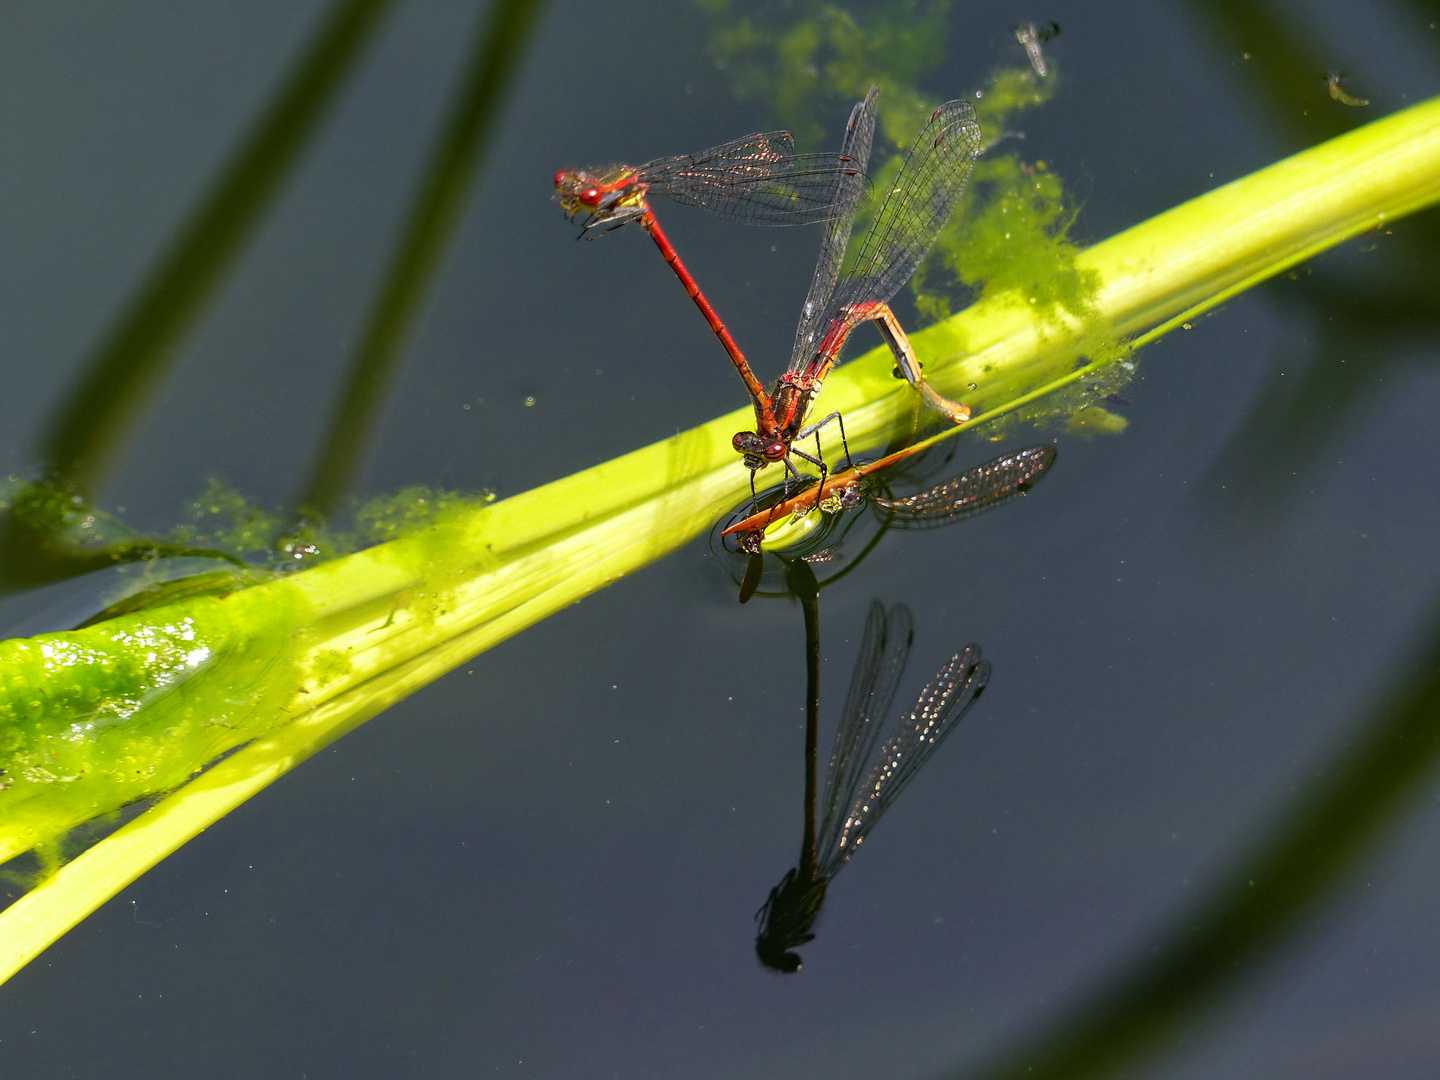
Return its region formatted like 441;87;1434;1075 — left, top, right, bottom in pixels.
2;93;1439;988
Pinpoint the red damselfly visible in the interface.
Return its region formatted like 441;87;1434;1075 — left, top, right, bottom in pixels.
756;573;990;972
724;445;1057;551
731;90;984;496
554;105;874;411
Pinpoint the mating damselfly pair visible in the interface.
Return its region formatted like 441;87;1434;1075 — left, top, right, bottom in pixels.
554;85;981;513
551;86;1052;972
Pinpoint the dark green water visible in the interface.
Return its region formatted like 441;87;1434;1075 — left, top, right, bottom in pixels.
1;1;1439;1077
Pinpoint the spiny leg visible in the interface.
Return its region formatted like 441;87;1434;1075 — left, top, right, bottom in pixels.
782;454;808;489
810;428;832;514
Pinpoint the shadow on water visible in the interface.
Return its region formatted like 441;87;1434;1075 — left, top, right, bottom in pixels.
0;0;548;598
753;557;989;973
733;426;1055;966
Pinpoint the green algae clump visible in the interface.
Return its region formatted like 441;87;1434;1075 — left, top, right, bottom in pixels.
0;588;308;863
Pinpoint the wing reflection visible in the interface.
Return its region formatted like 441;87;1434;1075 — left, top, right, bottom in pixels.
756;561;989;972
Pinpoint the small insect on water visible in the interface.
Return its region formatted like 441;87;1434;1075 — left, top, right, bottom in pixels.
1326;72;1370;107
756;575;990;973
1015;21;1061;78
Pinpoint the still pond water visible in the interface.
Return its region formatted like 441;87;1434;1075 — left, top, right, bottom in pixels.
1;1;1439;1077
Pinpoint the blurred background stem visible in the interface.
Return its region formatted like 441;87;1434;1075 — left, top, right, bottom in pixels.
297;0;550;522
38;0;400;496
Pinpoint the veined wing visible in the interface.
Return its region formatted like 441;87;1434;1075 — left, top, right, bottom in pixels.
873;445;1056;527
812;99;982;348
815;600;913;867
641;129;872;226
789;86;881;369
819;642;989;877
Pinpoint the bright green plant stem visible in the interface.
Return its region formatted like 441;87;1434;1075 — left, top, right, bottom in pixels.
2;95;1439;986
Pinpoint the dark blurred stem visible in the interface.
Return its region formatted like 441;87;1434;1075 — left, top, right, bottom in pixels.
955;601;1440;1080
39;0;399;495
296;0;549;521
785;558;822;880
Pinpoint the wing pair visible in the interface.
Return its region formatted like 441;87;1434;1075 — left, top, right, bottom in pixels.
816;601;990;878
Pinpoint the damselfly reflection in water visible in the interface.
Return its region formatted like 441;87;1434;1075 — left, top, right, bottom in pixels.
755;560;990;972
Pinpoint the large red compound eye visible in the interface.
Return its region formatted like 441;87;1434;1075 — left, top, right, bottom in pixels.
577;185;603;207
732;432;753;453
763;440;788;462
552;169;568;189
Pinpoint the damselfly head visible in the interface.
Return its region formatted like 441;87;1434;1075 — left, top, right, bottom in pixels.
754;867;826;973
554;167;648;236
553;168;606;220
755;941;803;973
732;430;786;471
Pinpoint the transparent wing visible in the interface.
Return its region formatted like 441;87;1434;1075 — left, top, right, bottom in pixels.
792;99;981;375
641;129;871;226
789;86;880;369
815;601;913;869
872;445;1056;527
820;643;990;877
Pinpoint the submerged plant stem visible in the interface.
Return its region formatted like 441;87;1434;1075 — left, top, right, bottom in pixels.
2;95;1440;986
